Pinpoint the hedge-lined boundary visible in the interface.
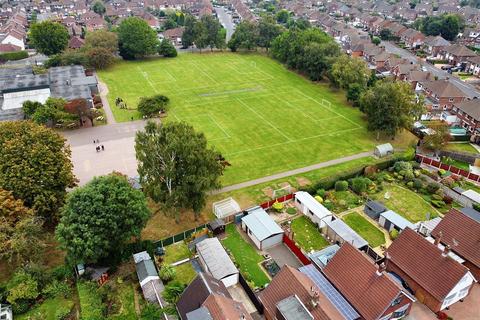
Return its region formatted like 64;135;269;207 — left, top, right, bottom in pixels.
0;50;28;62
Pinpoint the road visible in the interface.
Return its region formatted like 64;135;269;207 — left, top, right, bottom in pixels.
382;41;480;98
215;6;235;41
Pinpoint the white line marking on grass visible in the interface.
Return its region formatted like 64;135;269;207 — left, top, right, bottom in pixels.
137;66;158;93
237;98;292;142
295;90;362;128
225;127;363;157
207;114;231;138
163;69;177;82
191;62;219;85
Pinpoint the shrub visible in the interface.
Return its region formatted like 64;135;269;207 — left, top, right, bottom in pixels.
426;182;440;194
351;177;369;194
159;265;176;282
403;170;414;181
431;200;446;208
474;203;480;212
413;178;424;190
335;180;348;191
0;50;28;62
389;229;399;240
443;196;453;204
432;194;443;201
51;265;73;281
137;94;170;117
42;280;71;298
406;181;414;188
316;188;326;197
393;161;412;172
272;201;284;212
314;195;323;203
323;201;334;210
286;207;296;215
141;303;164;320
438;169;447;176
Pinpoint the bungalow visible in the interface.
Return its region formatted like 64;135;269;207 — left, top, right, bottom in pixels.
294;191;334;228
196;237;238;287
323;243;415;320
133;251;166;307
442;44;477;66
176;273;252;320
379;210;417;233
424;35;450;58
386;228;476;312
259;265;350;320
324;218;368;250
431;208;480;281
416;79;468;111
241;206;283;250
451;100;480;132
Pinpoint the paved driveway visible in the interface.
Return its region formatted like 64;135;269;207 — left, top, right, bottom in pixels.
266;244;302;268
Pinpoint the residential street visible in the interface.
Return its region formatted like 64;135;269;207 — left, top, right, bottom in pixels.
381;41;480;99
215;6;235;41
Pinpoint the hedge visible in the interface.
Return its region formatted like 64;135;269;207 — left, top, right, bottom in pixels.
0;50;28;62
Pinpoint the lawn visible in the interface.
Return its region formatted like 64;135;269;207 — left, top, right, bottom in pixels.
163;242;191;264
17;296;74;320
109;283;137;320
444;142;479;154
371;184;439;222
174;262;197;285
77;281;104;320
290;216;329;252
342;213;385;247
222;224;270;288
98;52;413;186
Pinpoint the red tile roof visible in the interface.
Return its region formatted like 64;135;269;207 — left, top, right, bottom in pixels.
386;228;470;301
259;265;344;320
431;209;480;268
323;242;408;320
203;294;253;320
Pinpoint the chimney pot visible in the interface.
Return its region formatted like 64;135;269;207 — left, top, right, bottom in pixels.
442;245;451;257
434;231;443;246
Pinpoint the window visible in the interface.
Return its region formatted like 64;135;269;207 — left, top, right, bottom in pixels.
309;210;314;216
392;309;407;318
391;296;402;307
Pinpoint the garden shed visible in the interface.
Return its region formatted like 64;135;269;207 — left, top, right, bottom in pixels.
241;206;284;250
133;251;165;307
196;238;238;287
461;189;480;204
207;219;225;235
379;210;416;232
374;143;394;158
294;191;334;227
364;200;387;220
212;197;241;222
324;218;368;250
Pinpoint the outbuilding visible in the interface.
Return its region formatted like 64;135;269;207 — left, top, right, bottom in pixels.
364;200;387;220
324;218;368;250
374;143;394;158
379;210;416;232
207;219;225;235
294;191;334;227
196;238;239;287
241;206;284;250
133;251;166;307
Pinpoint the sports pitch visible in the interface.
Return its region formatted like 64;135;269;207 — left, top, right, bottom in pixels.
98;53;383;185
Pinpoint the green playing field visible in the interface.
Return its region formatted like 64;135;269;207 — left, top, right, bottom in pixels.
98;53;384;185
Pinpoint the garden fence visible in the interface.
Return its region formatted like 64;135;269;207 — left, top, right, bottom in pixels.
282;234;311;266
238;273;264;314
153;223;207;248
260;193;294;209
416;154;480;183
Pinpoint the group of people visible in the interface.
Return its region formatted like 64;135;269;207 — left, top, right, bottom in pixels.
93;139;105;152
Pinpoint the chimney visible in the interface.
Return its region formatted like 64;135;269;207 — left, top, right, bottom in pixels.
308;287;320;310
442;244;451;257
376;263;386;276
434;231;443;246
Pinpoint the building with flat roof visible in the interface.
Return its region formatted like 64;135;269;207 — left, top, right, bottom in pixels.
196;237;238;287
241;206;284;250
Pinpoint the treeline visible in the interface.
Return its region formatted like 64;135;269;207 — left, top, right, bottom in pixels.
181;14;226;50
413;14;464;41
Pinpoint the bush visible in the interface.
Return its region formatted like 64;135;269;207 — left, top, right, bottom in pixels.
159;265;176;282
43;280;71;298
351;177;371;194
316;188;326;197
432;194;443;201
323;201;334;210
137;94;170;117
314;195;323;203
403;170;414;181
51;265;73;281
272;201;284;212
473;203;480;212
443;196;453;204
406;181;414;188
0;50;28;62
413;178;424;190
393;161;413;173
390;229;399;240
431;199;446;208
335;180;348;191
286;207;296;215
426;182;440;194
141;303;164;320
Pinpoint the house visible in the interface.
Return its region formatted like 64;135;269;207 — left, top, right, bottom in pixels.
466;55;480;76
176;273;252;320
308;244;340;270
451;100;480;133
405;70;434;89
323;243;415;319
68;36;85;49
424;35;450;57
294;191;334;227
324;218;368;250
443;44;477;66
364;200;387;220
400;28;425;48
379;210;417;233
416;79;468;111
431;208;480;281
133;251;166;306
195;237;238;287
0;304;12;320
162;27;185;46
258;265;350;320
241;206;283;250
0;43;21;53
385;228;476;312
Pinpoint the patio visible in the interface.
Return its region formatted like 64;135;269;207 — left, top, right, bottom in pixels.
265;244;302;268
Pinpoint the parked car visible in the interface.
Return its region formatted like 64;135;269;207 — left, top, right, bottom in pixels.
441;65;453;70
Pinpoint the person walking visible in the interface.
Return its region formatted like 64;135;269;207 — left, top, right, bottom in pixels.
96;146;100;152
101;145;105;151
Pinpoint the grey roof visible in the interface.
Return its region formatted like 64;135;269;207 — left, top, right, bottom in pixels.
207;218;225;231
276;295;313;320
420;217;442;231
381;210;416;230
242;207;283;241
460;207;480;223
196;238;238;280
453;186;465;194
133;251;158;283
1;74;49;93
365;200;387;214
325;219;368;249
299;264;360;320
50;84;92;100
186;307;213;320
308;244;340;269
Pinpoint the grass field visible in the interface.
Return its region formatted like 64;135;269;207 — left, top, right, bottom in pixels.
98;53;400;186
444;142;479;154
342;212;385;248
291;216;329;252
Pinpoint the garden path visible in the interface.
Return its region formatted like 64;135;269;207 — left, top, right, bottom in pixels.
97;81;117;124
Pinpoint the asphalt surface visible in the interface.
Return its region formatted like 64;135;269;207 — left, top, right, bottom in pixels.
381;41;480;98
215;6;235;41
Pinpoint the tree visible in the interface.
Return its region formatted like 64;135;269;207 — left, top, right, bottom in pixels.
118;17;159;59
414;14;463;41
56;174;150;264
84;29;118;53
0;188;44;264
346;83;364;107
181;14;196;48
137;94;170;117
86;47;115;69
228;20;258;51
163;18;177;30
359;80;424;139
423;121;451;151
135;121;225;221
193;18;209;51
330;55;369;90
158;39;177;57
6;270;40;306
92;1;106;16
0;121;76;222
372;36;381;45
257;16;283;51
276;9;290;24
200;15;225;50
298;41;341;81
29;21;69;55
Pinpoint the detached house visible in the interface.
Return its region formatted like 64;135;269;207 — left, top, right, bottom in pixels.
386;228;476;313
399;28;425;49
323;243;415;320
431;208;480;281
424;35;450;58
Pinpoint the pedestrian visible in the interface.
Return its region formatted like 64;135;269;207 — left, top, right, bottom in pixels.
101;145;105;151
96;146;100;152
131;116;134;121
93;139;96;144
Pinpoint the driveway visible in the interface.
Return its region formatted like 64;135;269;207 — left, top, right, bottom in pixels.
265;244;302;268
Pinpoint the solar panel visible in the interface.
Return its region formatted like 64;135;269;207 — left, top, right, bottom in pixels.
299;265;360;320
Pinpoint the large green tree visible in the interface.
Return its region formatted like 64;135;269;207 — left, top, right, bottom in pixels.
158;39;177;57
181;14;196;48
56;174;150;264
228;20;259;51
0;121;76;222
330;55;370;90
137;94;170;117
29;21;69;55
257;16;283;51
359;80;424;138
200;15;225;50
118;17;159;59
92;1;106;16
414;14;463;41
135;121;225;221
84;29;118;53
